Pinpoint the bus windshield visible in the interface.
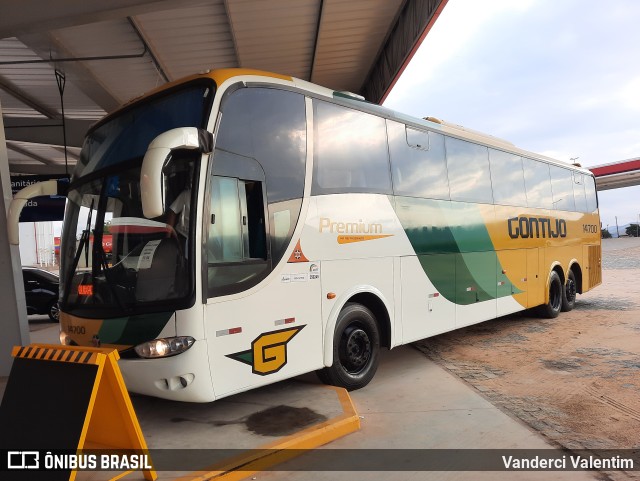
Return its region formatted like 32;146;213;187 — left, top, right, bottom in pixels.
60;81;214;318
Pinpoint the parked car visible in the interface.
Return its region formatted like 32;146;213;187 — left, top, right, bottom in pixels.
22;267;60;321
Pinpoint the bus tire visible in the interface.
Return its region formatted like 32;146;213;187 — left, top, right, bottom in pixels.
561;270;577;312
538;271;563;319
316;303;380;391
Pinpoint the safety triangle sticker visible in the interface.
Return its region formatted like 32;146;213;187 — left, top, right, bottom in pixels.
287;239;309;263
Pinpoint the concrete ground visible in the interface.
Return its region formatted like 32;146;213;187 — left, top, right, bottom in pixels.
409;237;640;481
250;347;600;481
7;242;639;479
1;322;598;481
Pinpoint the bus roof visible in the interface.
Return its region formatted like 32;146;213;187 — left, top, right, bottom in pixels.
109;68;592;177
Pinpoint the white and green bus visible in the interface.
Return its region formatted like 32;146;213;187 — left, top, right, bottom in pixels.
9;69;601;402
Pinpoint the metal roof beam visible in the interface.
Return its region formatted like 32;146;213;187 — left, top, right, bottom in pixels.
51;146;80;160
18;32;121;113
8;163;70;175
595;172;640;191
309;0;324;81
0;0;221;40
127;17;170;82
3;117;92;147
0;76;59;119
361;0;448;104
223;0;242;67
6;142;56;165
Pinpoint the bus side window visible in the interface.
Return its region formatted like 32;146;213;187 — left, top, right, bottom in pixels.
488;149;527;207
550;166;576;211
445;136;493;204
215;86;306;268
312;100;391;195
585;175;598;212
572;172;588;212
387;120;449;200
523;158;552;209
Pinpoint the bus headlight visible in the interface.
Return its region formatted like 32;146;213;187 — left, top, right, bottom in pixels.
134;336;195;358
60;332;72;345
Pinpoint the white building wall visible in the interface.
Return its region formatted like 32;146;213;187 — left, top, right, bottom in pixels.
18;222;37;266
18;221;61;267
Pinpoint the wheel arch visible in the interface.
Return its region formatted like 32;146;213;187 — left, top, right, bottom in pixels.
568;260;583;294
323;285;393;367
546;262;565;303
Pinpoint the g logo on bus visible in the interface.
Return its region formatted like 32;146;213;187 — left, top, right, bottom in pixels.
226;326;305;376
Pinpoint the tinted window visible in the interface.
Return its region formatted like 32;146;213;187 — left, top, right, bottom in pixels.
445;137;493;203
26;269;58;283
209;176;245;263
550;166;576;211
23;272;35;286
572;172;588;212
489;149;527;206
77;83;212;179
523;158;552;209
216;87;306;203
406;126;430;150
387;121;449;199
269;198;302;263
585;175;598;212
207;175;269;297
312;100;391;195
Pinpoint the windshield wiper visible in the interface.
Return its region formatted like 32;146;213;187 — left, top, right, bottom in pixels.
64;198;94;302
92;178;130;312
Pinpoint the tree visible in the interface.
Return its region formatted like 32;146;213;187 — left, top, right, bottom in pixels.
601;229;612;239
625;224;639;237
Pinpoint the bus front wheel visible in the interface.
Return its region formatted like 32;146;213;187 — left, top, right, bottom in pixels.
538;270;563;319
316;303;380;391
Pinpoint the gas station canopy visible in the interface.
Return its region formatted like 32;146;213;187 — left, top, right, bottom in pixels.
0;0;447;175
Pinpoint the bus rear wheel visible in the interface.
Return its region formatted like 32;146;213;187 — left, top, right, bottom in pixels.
561;270;577;312
316;303;380;391
537;270;563;319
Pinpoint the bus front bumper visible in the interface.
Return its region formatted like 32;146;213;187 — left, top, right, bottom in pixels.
119;340;216;402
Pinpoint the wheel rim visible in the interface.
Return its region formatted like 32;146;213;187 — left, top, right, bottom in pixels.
566;279;576;303
50;302;59;321
339;325;371;374
550;281;562;311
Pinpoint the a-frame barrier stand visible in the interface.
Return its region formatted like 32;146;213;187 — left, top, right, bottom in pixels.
0;344;157;481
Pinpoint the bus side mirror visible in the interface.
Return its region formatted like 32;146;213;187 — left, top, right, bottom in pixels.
140;127;213;219
7;180;67;245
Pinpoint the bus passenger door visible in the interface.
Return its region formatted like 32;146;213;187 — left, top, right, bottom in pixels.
205;263;322;400
203;170;321;399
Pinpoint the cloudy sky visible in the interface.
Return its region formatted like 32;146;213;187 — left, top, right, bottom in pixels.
384;0;640;233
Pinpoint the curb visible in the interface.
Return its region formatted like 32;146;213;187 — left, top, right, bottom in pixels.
174;385;360;481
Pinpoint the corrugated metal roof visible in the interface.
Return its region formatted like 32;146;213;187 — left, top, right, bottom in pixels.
52;19;164;105
312;0;404;92
0;0;447;174
136;2;238;79
227;0;319;80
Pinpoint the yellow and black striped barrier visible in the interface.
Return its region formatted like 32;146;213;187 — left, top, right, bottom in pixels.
14;345;98;364
0;344;156;481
